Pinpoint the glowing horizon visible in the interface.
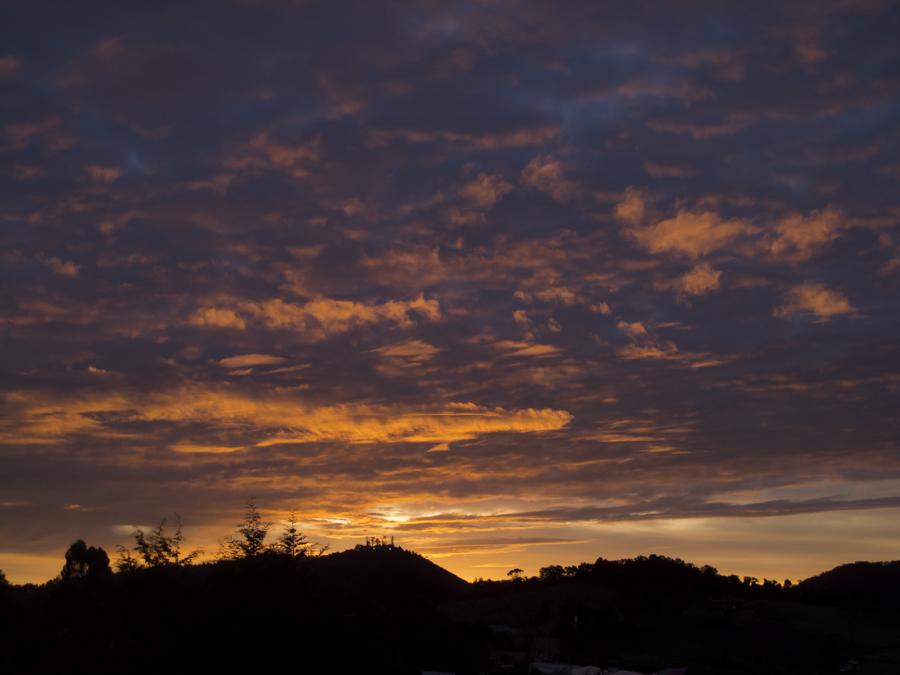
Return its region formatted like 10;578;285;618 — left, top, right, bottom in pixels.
2;1;900;586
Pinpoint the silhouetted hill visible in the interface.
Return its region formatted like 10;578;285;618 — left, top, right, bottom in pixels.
317;544;469;600
797;560;900;606
4;551;900;674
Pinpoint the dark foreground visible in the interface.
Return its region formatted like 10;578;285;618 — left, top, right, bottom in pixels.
2;547;899;675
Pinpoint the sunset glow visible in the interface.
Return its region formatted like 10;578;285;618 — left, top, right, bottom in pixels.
2;1;900;585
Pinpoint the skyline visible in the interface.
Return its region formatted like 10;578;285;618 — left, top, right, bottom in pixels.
2;0;900;584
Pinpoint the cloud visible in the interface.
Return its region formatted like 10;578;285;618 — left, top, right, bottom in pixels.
616;77;711;102
613;188;647;226
85;164;122;183
616;320;649;338
170;444;245;454
0;56;20;75
373;339;440;361
245;294;441;335
6;114;74;151
493;340;561;358
448;172;514;225
521;156;578;202
38;255;80;277
499;495;900;525
617;343;681;360
676;263;722;297
366;125;559;150
4;0;900;584
626;208;755;259
615;321;722;366
189;295;441;339
226;131;322;178
1;387;573;448
217;354;287;368
459;173;513;209
188;307;247;330
373;339;441;375
765;207;844;260
643;161;696;178
793;25;827;65
671;48;746;81
647;113;754;139
774;283;853;321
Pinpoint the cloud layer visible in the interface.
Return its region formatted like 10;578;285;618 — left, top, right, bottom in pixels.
2;0;900;583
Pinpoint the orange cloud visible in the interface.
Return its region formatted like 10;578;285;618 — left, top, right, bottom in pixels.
373;339;440;361
373;339;441;375
521;156;578;202
459;173;513;209
648;113;754;139
494;340;561;358
190;294;441;338
774;283;853;321
0;387;573;449
765;207;843;260
0;56;20;75
85;164;122;183
613;187;647;226
643;161;696;178
217;354;287;368
6;114;73;151
677;263;722;297
170;443;245;454
226;131;322;178
617;343;681;360
615;321;724;367
188;307;247;330
616;320;648;338
38;255;80;277
793;25;827;65
626;208;755;258
246;294;441;334
366;125;559;149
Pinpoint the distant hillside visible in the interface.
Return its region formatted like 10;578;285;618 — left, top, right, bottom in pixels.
798;560;900;605
4;549;900;674
317;544;469;600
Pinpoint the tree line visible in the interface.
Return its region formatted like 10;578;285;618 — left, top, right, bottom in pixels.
48;499;326;582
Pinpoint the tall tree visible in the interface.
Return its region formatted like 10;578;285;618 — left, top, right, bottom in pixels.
60;539;112;580
224;499;271;558
131;514;200;567
274;513;308;557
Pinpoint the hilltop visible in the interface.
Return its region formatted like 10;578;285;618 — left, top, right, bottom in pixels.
2;544;900;674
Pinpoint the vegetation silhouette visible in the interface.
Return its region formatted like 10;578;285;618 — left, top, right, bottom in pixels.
115;513;200;571
222;498;271;558
1;505;899;675
61;540;112;581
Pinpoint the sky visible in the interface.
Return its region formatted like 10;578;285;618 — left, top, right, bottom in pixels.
2;0;900;585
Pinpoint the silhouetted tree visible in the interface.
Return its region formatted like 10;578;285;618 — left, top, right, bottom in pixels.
0;568;9;610
114;545;140;572
224;499;271;558
274;512;326;557
60;539;112;581
507;567;524;581
131;514;200;567
539;564;565;582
